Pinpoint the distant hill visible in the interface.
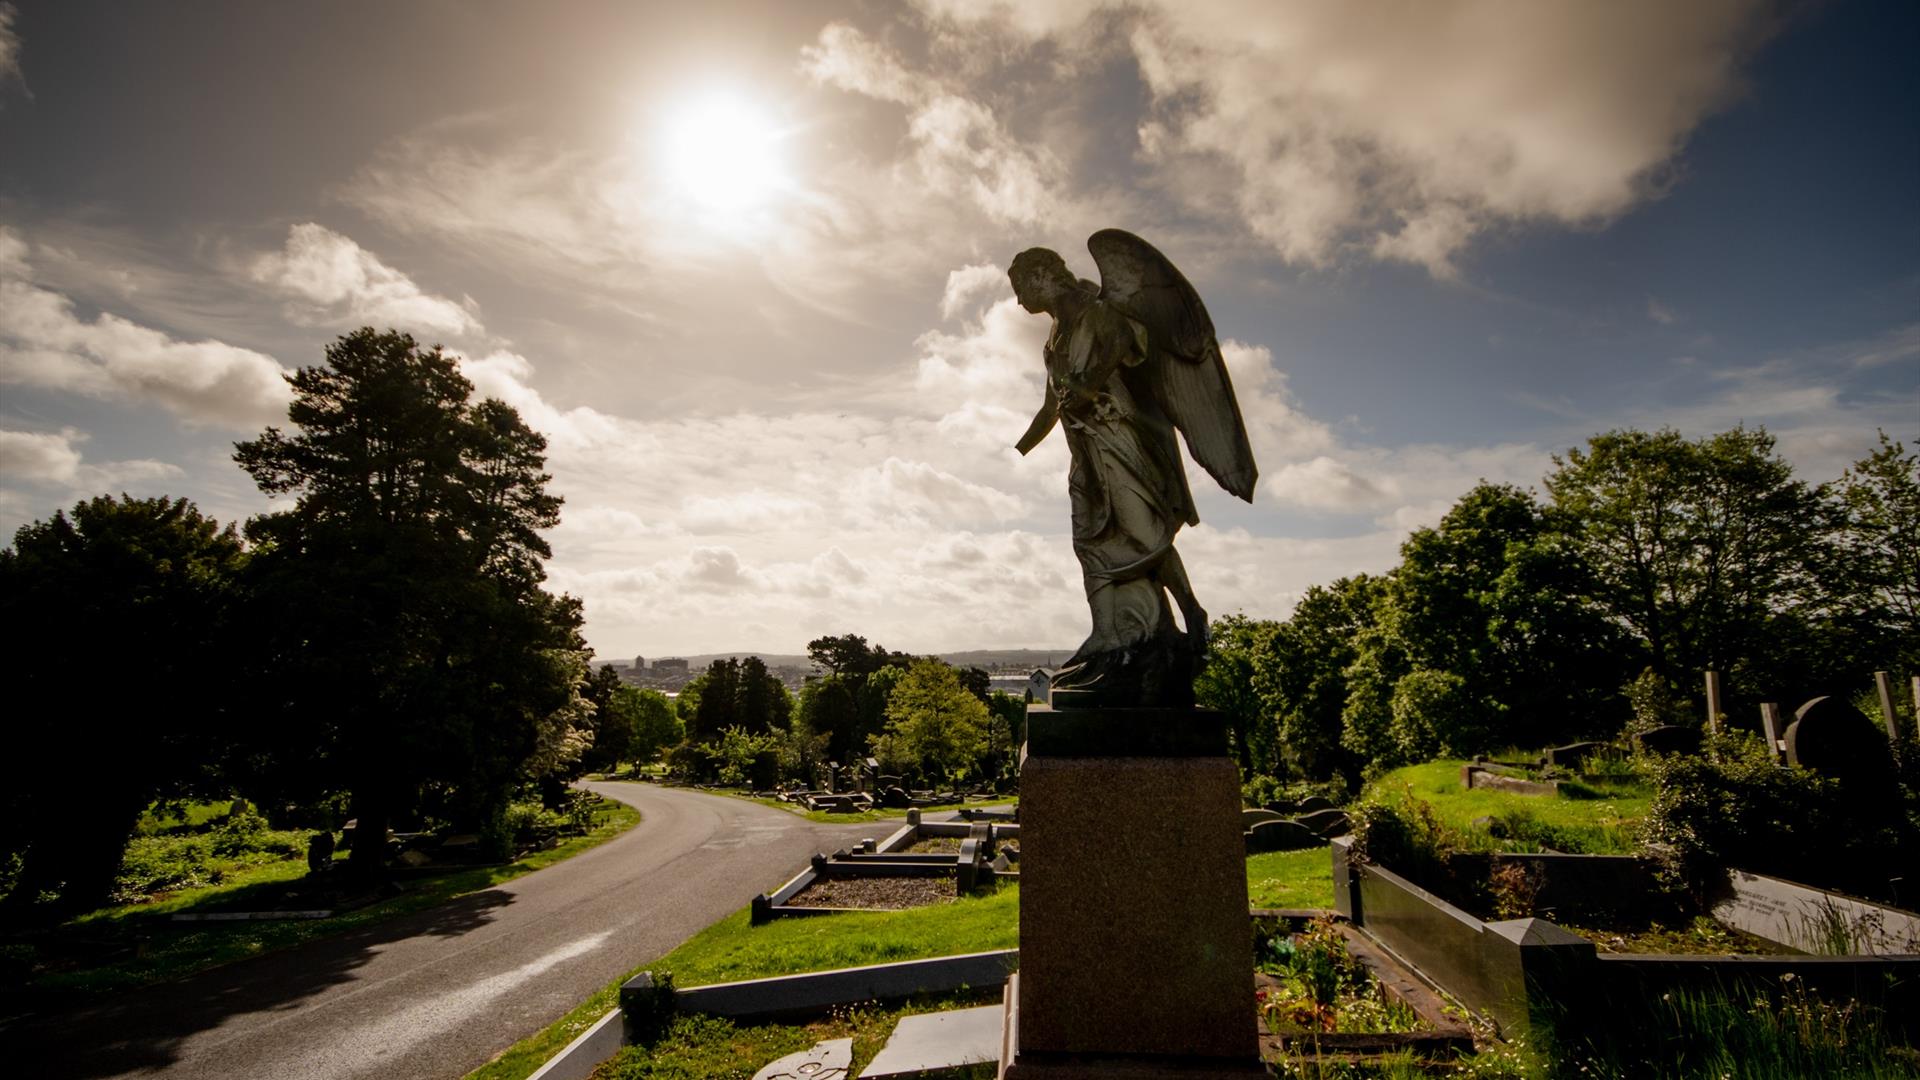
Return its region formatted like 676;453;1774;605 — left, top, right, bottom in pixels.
594;647;1074;672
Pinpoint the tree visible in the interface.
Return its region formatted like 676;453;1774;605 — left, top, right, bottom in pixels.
1248;575;1381;784
1;496;245;911
1380;483;1625;749
581;665;635;773
1831;431;1920;670
687;657;790;743
628;688;682;768
1545;426;1831;703
877;659;991;783
802;634;914;762
233;328;583;880
1196;614;1274;776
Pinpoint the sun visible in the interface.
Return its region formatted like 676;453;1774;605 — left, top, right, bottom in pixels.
656;91;790;216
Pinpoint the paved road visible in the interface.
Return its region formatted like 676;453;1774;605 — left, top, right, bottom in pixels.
13;782;876;1080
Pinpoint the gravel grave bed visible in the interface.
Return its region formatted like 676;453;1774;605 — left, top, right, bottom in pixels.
906;837;962;854
791;876;958;909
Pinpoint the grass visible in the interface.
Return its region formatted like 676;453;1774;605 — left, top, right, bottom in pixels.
467;884;1020;1080
598;992;1000;1079
1248;848;1336;909
472;850;1341;1080
1366;760;1651;854
15;796;640;1001
739;792;1020;824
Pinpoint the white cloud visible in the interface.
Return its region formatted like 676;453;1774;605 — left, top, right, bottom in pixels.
0;239;292;428
904;0;1774;275
1647;296;1679;325
940;262;1009;321
0;3;25;96
253;223;481;337
0;426;181;490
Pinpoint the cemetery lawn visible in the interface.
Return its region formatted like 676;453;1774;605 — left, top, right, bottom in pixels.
467;883;1020;1080
471;853;1338;1079
1368;760;1651;854
17;797;640;1002
1246;848;1335;909
600;991;1001;1079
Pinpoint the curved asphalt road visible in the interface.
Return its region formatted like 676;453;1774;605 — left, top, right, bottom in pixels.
13;782;877;1080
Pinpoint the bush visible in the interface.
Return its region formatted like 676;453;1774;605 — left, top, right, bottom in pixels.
1242;774;1350;809
1643;730;1918;903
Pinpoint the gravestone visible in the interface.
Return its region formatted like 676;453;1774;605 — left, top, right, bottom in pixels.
1294;795;1336;815
881;785;911;809
754;1037;852;1080
1545;741;1604;769
1785;696;1891;785
1245;818;1322;853
1293;807;1351;838
1240;808;1286;828
1634;725;1700;756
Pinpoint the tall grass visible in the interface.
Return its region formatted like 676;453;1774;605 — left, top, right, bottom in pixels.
1548;980;1920;1079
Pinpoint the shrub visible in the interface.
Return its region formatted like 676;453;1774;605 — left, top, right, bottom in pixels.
1643;730;1917;903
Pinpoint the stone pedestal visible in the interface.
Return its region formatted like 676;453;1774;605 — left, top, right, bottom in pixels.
1000;706;1264;1078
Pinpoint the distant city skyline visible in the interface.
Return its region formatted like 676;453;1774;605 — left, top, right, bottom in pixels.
2;0;1915;658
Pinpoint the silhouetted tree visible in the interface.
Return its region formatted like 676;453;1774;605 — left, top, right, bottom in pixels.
1;496;246;912
234;328;583;880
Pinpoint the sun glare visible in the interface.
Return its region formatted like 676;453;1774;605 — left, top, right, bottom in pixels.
657;91;789;216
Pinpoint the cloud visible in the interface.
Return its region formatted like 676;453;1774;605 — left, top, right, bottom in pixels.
252;223;481;337
801;24;1065;227
0;3;26;99
0;426;181;490
902;0;1775;275
1647;296;1680;325
940;262;1010;321
0;231;293;428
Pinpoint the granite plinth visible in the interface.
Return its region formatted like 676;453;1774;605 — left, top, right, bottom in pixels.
1003;719;1259;1073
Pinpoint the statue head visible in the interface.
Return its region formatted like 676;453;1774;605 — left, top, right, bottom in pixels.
1009;247;1075;314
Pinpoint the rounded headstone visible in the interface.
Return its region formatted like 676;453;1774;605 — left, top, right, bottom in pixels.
1244;819;1323;853
1785;696;1889;784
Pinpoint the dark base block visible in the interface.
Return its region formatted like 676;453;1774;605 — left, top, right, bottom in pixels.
1000;975;1266;1079
1008;718;1258;1065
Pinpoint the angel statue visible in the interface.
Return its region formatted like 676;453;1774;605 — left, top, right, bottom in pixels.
1009;230;1258;709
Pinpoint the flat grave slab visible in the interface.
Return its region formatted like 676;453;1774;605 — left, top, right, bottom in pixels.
857;1004;1002;1078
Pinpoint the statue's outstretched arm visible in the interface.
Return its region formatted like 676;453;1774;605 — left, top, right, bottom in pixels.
1015;389;1057;455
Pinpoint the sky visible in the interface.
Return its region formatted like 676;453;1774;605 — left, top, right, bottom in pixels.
0;0;1915;661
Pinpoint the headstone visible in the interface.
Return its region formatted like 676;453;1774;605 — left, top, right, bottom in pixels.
1241;808;1286;828
1292;808;1351;839
881;785;911;809
753;1037;852;1080
1758;702;1786;762
1545;741;1603;769
306;831;334;875
857;1005;1001;1078
1294;795;1336;815
1245;819;1322;853
1634;725;1699;756
1875;671;1900;740
1785;696;1890;785
1704;670;1724;732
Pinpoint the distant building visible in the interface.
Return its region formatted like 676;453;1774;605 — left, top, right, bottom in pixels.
1027;668;1056;704
653;657;689;675
632;654;647;671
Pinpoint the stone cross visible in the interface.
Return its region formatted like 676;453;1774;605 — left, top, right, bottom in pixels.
1875;671;1900;740
1758;702;1785;763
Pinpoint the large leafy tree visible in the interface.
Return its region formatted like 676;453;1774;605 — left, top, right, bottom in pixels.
1381;483;1626;751
1830;431;1920;670
1249;575;1382;785
801;634;914;762
1;496;246;912
233;328;583;878
1545;427;1832;703
877;659;992;783
686;657;791;743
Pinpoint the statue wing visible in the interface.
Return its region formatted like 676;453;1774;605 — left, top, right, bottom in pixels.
1088;228;1258;502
